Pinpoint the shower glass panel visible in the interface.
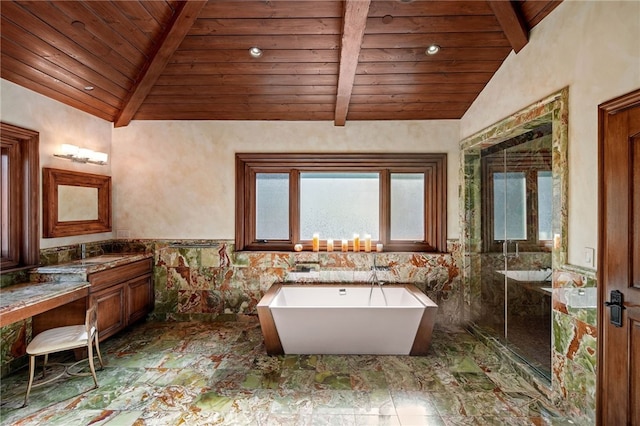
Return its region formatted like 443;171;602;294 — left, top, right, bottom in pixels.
479;126;553;379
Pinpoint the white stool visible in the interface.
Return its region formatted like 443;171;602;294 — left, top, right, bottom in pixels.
23;304;103;406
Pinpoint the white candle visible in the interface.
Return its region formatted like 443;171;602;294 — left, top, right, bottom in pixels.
294;243;303;252
326;239;334;252
341;239;348;252
312;233;320;252
376;243;383;252
364;234;372;252
353;233;360;252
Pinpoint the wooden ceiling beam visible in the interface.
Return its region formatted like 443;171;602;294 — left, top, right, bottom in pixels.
334;0;371;126
487;1;529;53
114;1;207;128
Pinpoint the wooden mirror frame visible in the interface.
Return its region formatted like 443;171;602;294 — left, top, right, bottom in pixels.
43;168;112;238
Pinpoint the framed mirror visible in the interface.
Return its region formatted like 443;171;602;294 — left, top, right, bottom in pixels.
43;167;112;238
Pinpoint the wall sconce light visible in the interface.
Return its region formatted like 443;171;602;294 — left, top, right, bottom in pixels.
54;144;108;165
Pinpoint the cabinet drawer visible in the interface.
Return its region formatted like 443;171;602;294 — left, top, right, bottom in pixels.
90;258;153;292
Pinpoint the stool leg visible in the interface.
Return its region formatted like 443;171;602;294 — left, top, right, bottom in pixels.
94;333;104;369
87;342;98;389
23;355;36;407
42;353;48;379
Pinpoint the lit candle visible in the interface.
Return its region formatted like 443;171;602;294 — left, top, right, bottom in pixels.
376;243;383;252
326;239;334;252
364;234;371;252
294;244;303;252
312;233;320;252
341;239;348;252
353;233;360;252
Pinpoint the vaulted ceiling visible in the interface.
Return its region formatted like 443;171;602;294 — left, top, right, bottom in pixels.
1;0;561;127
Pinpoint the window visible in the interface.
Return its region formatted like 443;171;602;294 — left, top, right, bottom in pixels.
1;123;39;270
482;150;552;252
236;153;447;252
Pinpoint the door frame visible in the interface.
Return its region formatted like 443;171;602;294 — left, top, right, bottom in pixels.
596;88;640;425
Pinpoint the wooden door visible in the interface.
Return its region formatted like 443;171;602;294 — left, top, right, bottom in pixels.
598;89;640;425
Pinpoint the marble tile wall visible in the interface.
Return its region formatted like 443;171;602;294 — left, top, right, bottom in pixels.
150;239;464;328
551;267;597;422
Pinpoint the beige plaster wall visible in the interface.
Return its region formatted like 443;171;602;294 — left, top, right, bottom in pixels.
111;120;460;240
460;0;640;268
0;79;114;248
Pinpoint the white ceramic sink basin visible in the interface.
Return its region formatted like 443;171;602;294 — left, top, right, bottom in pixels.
497;270;552;282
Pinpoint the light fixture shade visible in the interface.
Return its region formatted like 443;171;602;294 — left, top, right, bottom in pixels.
54;144;108;165
60;144;79;156
90;151;109;164
77;148;93;160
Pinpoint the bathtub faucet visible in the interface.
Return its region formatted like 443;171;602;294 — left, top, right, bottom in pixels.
369;254;388;305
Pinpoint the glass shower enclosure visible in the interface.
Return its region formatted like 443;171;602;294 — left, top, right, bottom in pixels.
471;124;554;379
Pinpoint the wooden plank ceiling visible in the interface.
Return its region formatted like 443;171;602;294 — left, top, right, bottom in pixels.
1;0;561;127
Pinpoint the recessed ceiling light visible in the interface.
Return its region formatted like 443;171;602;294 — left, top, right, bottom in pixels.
249;47;263;58
425;44;440;55
84;86;94;91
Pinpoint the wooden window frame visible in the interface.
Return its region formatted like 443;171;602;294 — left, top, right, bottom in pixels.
1;122;39;271
481;151;552;253
236;153;447;253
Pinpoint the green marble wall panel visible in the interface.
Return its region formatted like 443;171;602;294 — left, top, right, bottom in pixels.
147;239;463;326
551;267;597;422
459;89;594;424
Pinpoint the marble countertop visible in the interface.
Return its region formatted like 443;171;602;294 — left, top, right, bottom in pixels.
1;253;154;326
31;253;154;276
0;280;90;327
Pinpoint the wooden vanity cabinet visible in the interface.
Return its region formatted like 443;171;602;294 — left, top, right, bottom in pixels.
30;256;154;360
89;258;154;341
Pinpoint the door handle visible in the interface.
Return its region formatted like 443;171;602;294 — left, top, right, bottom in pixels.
605;290;626;327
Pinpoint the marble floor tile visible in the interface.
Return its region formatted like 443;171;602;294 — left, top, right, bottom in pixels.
0;318;574;425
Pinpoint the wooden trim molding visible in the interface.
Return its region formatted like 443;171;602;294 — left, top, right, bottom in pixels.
0;122;39;270
596;87;640;426
405;284;438;356
256;283;284;355
235;153;447;253
42;168;112;238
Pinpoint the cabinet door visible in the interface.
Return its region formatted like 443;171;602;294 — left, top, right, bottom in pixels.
127;274;153;324
92;283;126;341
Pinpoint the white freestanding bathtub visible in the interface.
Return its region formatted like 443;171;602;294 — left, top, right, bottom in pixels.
257;284;438;355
